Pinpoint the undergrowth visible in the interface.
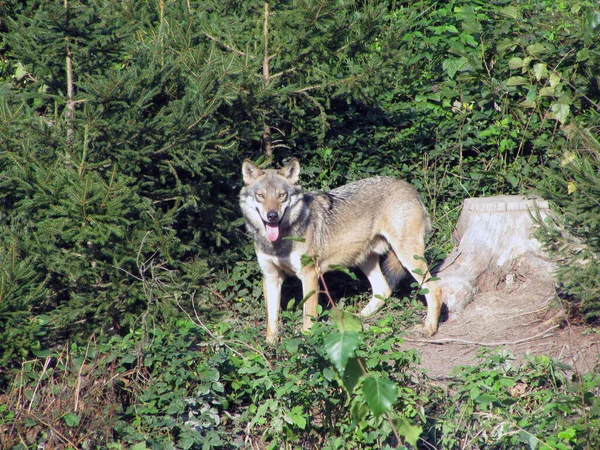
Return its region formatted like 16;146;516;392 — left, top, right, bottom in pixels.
2;295;599;449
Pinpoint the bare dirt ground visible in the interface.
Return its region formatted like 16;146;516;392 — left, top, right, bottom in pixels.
400;282;600;381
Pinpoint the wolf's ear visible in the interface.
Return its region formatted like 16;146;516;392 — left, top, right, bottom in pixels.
278;158;300;183
242;159;263;185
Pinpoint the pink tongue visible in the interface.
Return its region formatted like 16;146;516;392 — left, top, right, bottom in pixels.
265;223;280;242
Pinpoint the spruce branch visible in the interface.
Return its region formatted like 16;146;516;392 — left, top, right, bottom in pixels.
201;32;250;58
262;1;273;157
64;0;74;145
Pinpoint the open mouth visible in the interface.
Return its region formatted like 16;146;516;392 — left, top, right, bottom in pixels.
264;221;280;242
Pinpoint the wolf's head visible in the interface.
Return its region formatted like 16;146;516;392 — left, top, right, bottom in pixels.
240;158;304;242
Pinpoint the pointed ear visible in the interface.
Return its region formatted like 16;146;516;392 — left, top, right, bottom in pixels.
278;158;300;183
242;159;263;185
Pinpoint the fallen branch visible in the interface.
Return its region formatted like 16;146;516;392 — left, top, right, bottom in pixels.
403;325;560;347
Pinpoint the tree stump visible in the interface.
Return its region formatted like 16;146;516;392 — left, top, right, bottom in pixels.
436;195;556;315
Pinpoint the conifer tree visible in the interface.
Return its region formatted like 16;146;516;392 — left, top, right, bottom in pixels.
0;0;408;372
537;124;600;321
0;0;237;364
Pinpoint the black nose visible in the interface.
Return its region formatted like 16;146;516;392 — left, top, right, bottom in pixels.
266;210;279;223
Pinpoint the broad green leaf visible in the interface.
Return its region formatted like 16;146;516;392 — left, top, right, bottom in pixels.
520;86;537;108
521;57;532;72
395;416;423;447
515;430;540;449
561;152;577;166
331;309;362;333
63;413;80;428
549;72;561;87
288;406;307;429
282;235;305;242
301;254;315;267
327;264;357;280
558;427;577;440
527;43;547;55
497;38;519;53
342;357;364;394
363;375;397;417
508;57;523;70
324;331;360;375
351;401;370;423
519;99;536;109
498;6;519;20
475;394;499;405
14;63;28;81
505;76;528;86
300;289;316;305
551;102;570;124
585;10;600;33
533;63;548;81
576;48;590;62
442;58;460;79
131;443;148;450
539;86;555;97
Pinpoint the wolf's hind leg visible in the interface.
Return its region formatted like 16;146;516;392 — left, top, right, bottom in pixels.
389;243;442;337
358;254;392;317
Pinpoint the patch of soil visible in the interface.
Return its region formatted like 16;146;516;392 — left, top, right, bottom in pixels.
400;280;600;381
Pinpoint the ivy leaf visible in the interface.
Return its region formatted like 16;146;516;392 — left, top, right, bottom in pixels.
324;331;360;375
363;374;397;417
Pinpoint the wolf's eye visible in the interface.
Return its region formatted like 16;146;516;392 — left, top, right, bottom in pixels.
255;192;265;201
278;192;288;201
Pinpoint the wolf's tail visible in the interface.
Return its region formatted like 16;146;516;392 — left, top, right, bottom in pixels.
382;252;408;289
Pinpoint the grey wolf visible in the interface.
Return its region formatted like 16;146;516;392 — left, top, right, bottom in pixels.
240;158;442;342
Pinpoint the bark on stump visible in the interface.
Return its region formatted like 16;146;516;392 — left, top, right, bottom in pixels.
436;195;556;315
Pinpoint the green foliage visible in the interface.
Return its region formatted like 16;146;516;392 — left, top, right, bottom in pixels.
536;125;600;321
429;348;600;449
4;315;598;449
0;0;599;447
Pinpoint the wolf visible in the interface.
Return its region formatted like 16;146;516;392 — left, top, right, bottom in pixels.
240;158;442;342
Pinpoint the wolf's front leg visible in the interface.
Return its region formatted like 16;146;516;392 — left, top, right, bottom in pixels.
300;270;320;332
262;269;284;343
